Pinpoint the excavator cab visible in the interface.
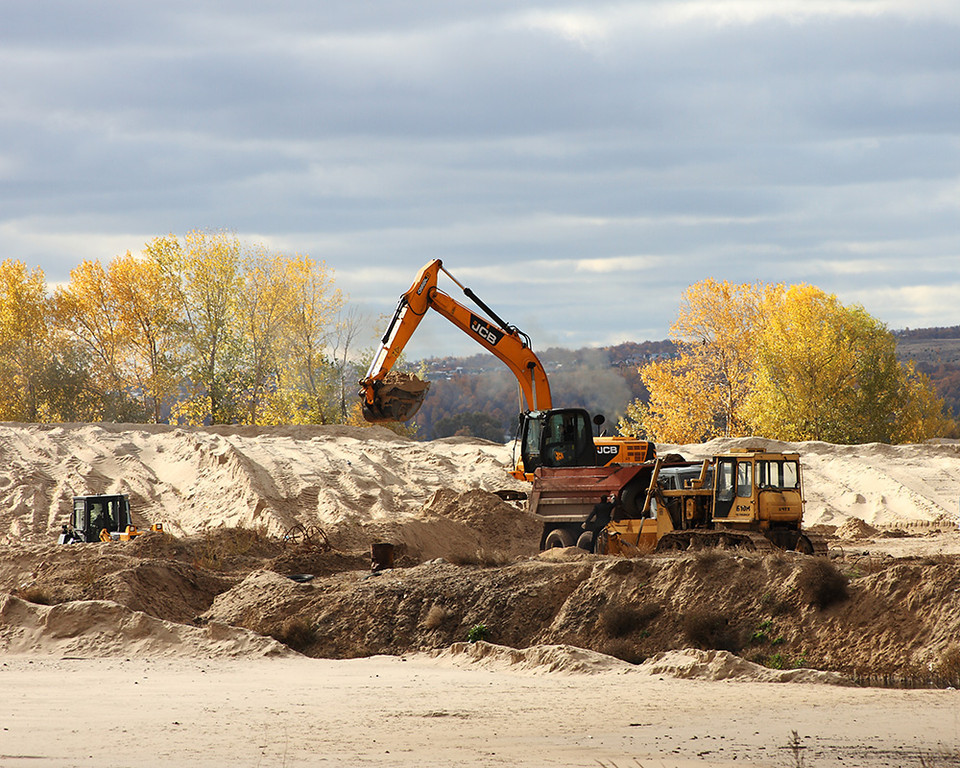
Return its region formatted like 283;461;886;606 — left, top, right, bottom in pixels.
520;408;598;474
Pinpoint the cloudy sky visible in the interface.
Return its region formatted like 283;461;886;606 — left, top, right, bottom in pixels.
3;1;958;357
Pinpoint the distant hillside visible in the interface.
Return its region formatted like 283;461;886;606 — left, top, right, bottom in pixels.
893;326;960;420
409;329;959;440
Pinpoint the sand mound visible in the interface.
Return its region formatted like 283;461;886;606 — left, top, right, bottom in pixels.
3;424;959;547
836;517;880;540
639;648;851;685
0;594;291;658
431;640;635;675
0;423;524;543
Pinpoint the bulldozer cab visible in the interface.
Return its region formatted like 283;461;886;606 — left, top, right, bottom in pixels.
71;494;132;542
520;408;597;474
712;452;803;526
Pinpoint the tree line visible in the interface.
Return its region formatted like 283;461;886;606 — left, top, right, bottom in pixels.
3;243;955;444
0;232;353;425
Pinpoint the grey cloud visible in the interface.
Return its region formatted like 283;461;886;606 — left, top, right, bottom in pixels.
1;2;958;352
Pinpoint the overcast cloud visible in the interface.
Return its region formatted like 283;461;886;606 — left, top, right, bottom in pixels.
2;1;958;356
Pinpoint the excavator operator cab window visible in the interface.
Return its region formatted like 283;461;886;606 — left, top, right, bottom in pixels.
540;409;594;468
520;409;596;473
520;414;544;472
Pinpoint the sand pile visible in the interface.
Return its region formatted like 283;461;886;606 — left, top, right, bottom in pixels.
640;648;850;684
430;642;849;683
836;517;880;540
3;425;959;547
431;640;636;675
0;594;290;658
0;423;524;543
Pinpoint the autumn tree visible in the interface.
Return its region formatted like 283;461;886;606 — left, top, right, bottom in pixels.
621;279;952;444
619;280;778;442
259;254;344;424
108;252;184;422
53;259;144;420
746;285;953;443
0;260;49;420
148;231;343;426
150;231;245;424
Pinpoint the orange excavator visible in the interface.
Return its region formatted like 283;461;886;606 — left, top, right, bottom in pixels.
359;259;654;480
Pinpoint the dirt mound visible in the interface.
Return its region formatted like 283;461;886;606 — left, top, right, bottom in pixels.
640;648;851;685
431;640;635;675
836;517;880;540
198;549;960;686
0;594;290;658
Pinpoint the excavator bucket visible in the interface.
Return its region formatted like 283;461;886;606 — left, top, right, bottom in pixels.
361;372;431;423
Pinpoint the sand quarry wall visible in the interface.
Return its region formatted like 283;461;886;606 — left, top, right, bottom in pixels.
2;423;960;544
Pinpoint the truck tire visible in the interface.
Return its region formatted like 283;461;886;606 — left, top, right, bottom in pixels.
576;531;594;552
544;528;575;549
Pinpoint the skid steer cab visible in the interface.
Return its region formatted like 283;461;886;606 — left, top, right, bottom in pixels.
58;494;163;543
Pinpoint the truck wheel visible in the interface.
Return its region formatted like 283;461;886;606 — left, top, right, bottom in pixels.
576;531;594;552
544;528;575;549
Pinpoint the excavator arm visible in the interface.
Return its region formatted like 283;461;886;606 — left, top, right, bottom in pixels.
360;259;552;422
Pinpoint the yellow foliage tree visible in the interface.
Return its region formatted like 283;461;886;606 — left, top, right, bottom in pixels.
150;231;245;425
620;279;779;442
745;285;905;442
53;259;141;419
0;260;49;420
622;279;953;445
109;252;184;422
261;254;344;424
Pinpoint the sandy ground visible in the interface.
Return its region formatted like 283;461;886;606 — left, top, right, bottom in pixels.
1;653;958;768
3;424;960;767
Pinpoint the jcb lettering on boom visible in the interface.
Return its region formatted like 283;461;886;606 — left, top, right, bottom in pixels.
469;314;503;346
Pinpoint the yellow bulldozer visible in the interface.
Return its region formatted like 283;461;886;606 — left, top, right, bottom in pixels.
531;448;826;555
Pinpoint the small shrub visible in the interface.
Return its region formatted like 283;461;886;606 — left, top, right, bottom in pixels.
683;610;741;652
751;619;773;645
601;602;661;638
786;730;806;768
467;623;488;643
603;638;645;665
423;604;450;630
270;617;317;653
797;558;849;609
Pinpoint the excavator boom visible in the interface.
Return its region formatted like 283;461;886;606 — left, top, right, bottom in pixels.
360;259;552;422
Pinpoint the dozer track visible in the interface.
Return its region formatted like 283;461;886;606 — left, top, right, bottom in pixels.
655;529;829;555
